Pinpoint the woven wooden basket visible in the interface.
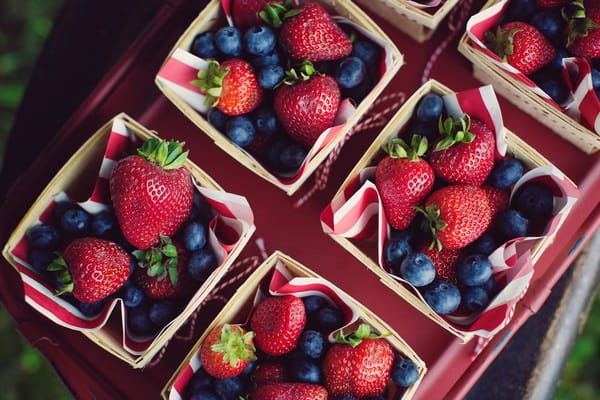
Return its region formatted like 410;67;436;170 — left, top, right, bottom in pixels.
457;0;600;154
326;80;575;341
162;251;427;400
155;0;404;195
1;113;256;368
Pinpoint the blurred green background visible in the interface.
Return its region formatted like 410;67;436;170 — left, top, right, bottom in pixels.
0;0;598;399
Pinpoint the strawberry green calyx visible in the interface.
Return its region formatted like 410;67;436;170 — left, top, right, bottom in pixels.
484;26;520;61
132;235;179;285
191;60;230;107
281;61;320;86
210;324;257;367
415;204;447;251
47;255;74;295
563;1;599;46
334;324;389;348
382;135;428;162
259;0;303;28
434;114;475;152
137;138;189;170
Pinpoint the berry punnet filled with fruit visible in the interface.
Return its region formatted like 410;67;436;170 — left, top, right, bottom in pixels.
5;117;254;362
156;0;401;193
322;84;578;339
466;0;600;139
168;260;424;400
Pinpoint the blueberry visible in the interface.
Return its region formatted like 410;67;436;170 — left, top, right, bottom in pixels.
505;0;536;22
214;377;244;400
252;51;280;68
482;276;499;296
128;305;156;336
191;32;218;59
299;330;325;359
302;295;327;315
28;249;55;273
342;74;373;103
514;184;554;219
254;107;280;135
391;358;419;387
91;210;115;236
243;25;276;56
317;307;344;331
60;208;91;234
239;360;257;378
191;193;214;223
463;286;490;313
79;300;105;317
549;49;569;71
468;233;498;256
215;27;242;58
537;78;568;104
122;286;144;308
384;238;412;273
351;40;380;66
596;89;600;100
531;11;564;41
208;108;229;132
280;143;307;169
592;68;600;90
189;392;219;400
226;116;255;147
335;57;367;89
52;201;73;222
399;253;436;287
258;64;284;90
497;209;529;239
27;224;60;250
188;248;218;282
183;221;208;252
188;368;214;393
266;138;289;170
457;254;493;287
415;94;444;123
422;280;461;314
291;360;321;384
408;119;439;142
488;158;524;189
149;300;177;327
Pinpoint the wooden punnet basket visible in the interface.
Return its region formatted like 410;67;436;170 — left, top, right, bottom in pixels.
356;0;460;42
1;113;256;368
162;251;427;400
458;0;600;154
324;80;576;341
155;0;404;195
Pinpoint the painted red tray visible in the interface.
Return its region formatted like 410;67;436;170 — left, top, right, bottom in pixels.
1;0;599;398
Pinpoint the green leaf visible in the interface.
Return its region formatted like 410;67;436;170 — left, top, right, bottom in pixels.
284;8;303;18
162;244;178;258
455;130;464;142
147;263;163;277
150;251;163;264
168;264;179;286
132;250;145;260
417;136;428;156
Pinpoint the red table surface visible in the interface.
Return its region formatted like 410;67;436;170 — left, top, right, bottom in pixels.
1;0;600;399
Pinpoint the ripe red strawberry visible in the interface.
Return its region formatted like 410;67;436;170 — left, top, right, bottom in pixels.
419;185;492;250
110;138;194;250
322;324;393;398
274;65;340;147
485;22;556;75
133;237;191;300
232;0;285;29
276;2;352;62
429;116;496;186
565;4;600;58
48;238;130;302
419;244;462;285
250;295;306;355
200;324;256;379
535;0;568;9
191;59;263;116
252;362;288;385
376;135;435;230
482;186;509;219
251;383;328;400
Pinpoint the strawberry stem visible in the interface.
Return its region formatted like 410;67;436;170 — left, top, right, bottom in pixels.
434;114;475;152
382;135;428;161
210;324;257;367
563;1;599;46
132;235;179;285
281;61;320;86
47;255;75;295
191;60;230;107
334;324;389;348
260;0;302;28
137;138;189;170
484;26;521;62
414;204;447;251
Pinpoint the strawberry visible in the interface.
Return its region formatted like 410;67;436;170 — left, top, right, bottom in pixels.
376;135;435;230
191;59;263;116
274;62;340;147
110;138;194;250
200;324;257;379
536;0;569;9
48;238;130;302
419;244;462;285
251;383;328;400
482;186;509;219
250;295;306;355
133;237;190;300
565;2;600;58
485;22;556;75
322;324;393;398
232;0;285;29
268;2;352;62
418;185;492;250
429;115;496;186
252;362;288;385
